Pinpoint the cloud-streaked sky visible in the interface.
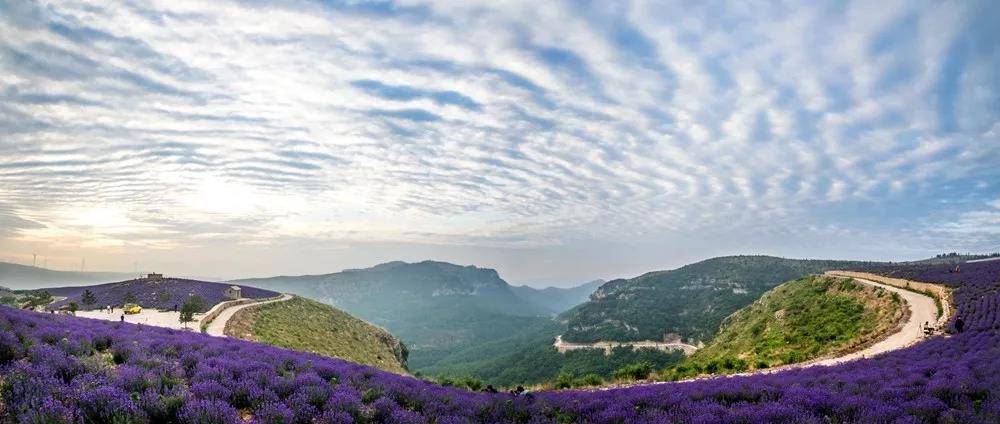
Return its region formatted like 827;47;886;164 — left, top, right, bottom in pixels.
1;0;998;286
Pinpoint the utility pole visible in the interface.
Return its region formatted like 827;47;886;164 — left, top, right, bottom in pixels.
33;253;37;267
81;258;86;272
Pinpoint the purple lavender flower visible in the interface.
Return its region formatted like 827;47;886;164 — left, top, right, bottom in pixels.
177;398;241;424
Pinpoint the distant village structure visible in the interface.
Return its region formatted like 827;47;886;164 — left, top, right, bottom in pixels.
224;285;242;300
147;273;164;281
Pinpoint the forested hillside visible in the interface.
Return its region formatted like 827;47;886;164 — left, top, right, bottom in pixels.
562;256;870;344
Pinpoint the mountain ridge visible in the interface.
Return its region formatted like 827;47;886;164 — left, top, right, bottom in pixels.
561;255;875;344
235;260;560;372
0;261;133;289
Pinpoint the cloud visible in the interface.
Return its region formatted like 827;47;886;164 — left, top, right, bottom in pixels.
0;0;997;278
351;79;481;111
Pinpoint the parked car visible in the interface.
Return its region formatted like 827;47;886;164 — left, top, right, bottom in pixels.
123;303;142;314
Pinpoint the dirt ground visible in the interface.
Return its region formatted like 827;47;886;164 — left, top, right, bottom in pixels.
75;307;203;331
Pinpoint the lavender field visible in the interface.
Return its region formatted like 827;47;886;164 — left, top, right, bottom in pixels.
2;265;998;423
46;278;279;313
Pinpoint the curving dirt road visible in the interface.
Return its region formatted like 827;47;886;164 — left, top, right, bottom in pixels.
805;275;940;366
204;293;293;337
597;274;949;390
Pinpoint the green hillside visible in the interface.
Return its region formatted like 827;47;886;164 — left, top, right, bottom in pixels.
662;276;904;379
236;261;568;372
225;296;409;374
562;256;870;344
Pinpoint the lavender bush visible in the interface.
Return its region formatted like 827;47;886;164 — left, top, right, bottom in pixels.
46;278;278;312
850;259;1000;332
1;267;997;423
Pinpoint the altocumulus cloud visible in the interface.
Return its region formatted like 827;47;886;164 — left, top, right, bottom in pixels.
0;0;998;275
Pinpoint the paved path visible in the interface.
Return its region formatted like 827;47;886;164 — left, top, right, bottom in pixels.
554;335;700;355
204;293;293;337
596;275;948;390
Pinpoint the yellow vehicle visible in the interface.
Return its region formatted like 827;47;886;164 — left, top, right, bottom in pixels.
123;303;142;314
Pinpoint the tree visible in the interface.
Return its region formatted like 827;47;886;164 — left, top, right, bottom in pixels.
68;302;78;315
81;289;96;306
123;291;137;304
0;295;17;307
179;295;205;327
555;372;574;389
26;290;53;309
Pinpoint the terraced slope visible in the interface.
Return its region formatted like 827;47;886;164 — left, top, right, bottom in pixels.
661;276;904;379
224;296;408;374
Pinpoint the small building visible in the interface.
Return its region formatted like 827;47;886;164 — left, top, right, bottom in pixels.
147;273;164;281
224;285;242;300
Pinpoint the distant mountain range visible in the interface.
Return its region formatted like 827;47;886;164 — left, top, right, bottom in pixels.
0;261;133;289
560;256;871;344
236;260;603;371
510;280;605;315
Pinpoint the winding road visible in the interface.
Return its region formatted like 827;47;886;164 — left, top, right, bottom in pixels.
204;293;293;337
554;335;700;355
805;274;942;366
596;273;950;389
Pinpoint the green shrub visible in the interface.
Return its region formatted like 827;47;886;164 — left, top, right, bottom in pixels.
554;372;574;389
613;362;652;381
575;373;603;387
456;377;483;391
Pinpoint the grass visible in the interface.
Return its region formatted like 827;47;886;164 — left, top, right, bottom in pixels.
660;276;904;380
225;296;408;374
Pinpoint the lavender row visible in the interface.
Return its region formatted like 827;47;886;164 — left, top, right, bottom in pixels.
850;260;1000;332
46;278;279;313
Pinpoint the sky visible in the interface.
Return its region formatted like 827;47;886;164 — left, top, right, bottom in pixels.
0;0;998;287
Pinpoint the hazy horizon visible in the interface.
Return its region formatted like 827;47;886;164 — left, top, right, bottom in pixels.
0;248;988;289
1;1;997;287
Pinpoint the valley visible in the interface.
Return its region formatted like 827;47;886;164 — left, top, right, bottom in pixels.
235;260;601;378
